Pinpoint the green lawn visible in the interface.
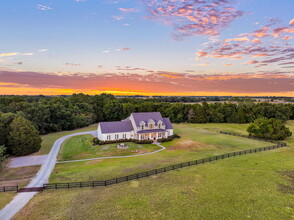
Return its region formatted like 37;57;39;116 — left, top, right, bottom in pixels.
58;135;161;161
36;123;98;155
9;122;294;219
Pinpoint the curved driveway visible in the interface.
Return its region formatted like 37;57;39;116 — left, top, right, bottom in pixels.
0;130;97;220
0;130;166;220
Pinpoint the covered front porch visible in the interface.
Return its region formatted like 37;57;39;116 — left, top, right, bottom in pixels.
137;129;167;141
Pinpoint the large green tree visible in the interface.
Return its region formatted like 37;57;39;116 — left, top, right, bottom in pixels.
247;118;292;140
7;116;42;156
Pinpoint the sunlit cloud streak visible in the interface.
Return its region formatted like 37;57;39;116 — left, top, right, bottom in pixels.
144;0;244;39
37;5;52;11
119;8;137;13
0;70;293;95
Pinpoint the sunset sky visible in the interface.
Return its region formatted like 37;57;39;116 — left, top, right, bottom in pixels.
0;0;293;96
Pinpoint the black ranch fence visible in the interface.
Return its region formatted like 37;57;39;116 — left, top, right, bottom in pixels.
219;131;286;145
0;185;18;192
43;135;286;190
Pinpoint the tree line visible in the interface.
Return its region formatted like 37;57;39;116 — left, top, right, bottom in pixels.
1;94;294;135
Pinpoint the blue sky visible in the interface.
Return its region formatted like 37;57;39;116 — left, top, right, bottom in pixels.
0;0;293;96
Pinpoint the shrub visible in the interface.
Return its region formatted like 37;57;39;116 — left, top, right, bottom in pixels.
157;134;180;142
92;137;100;145
247;118;292;140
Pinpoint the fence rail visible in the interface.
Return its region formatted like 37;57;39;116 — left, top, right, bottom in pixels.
43;133;286;190
0;185;18;192
2;131;286;193
219;131;283;144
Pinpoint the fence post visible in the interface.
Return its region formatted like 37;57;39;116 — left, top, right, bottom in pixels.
173;165;175;170
4;186;5;192
68;183;70;188
17;185;19;192
104;181;107;187
164;167;166;172
55;183;57;189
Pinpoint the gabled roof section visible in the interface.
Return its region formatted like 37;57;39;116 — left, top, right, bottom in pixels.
163;118;173;129
99;120;133;134
131;112;165;127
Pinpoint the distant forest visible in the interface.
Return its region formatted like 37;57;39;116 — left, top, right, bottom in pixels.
1;94;294;135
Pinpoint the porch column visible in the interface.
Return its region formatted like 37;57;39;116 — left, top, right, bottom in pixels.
156;133;158;140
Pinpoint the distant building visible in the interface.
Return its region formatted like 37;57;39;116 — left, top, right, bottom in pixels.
97;112;173;141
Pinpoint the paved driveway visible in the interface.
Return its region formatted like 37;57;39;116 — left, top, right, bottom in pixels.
9;155;48;168
0;130;97;220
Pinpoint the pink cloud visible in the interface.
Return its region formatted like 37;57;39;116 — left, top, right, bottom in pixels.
119;8;137;13
195;19;294;66
144;0;244;38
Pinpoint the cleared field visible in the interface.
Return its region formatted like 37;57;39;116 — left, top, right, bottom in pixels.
12;122;294;219
58;135;161;161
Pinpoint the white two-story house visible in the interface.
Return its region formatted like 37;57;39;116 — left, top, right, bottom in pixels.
97;112;173;141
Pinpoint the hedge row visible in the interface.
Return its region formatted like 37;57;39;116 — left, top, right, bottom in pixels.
92;138;153;145
93;134;180;145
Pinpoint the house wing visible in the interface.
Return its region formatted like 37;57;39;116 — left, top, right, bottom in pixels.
100;120;134;134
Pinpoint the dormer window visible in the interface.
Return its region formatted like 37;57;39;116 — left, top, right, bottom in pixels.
140;121;145;130
148;119;155;129
158;120;163;129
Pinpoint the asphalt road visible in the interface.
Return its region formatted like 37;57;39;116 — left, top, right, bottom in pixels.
0;130;97;220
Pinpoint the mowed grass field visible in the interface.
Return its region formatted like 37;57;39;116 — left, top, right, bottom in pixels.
12;122;294;219
58;135;161;161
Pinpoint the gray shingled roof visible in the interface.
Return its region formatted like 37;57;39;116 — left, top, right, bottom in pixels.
163;118;173;129
131;112;165;127
99;120;133;134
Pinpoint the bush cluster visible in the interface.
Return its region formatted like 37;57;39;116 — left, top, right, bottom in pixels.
92;138;153;145
157;134;181;143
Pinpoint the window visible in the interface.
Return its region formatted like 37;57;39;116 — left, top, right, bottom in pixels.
158;133;161;138
149;124;153;129
158;123;161;129
123;134;126;139
115;134;119;140
107;135;111;140
141;125;144;130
